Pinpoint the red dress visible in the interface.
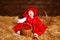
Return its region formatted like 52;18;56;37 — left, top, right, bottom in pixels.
13;7;47;36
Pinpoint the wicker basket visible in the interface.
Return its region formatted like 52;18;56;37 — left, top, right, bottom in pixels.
20;22;33;37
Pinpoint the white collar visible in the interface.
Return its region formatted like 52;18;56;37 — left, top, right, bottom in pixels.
31;17;34;18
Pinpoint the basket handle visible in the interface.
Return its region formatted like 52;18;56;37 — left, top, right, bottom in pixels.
24;22;33;30
43;10;49;20
20;22;33;30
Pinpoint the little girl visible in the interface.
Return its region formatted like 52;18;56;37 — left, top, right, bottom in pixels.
13;7;47;39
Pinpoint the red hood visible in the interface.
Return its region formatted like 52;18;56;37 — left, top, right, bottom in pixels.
23;7;38;17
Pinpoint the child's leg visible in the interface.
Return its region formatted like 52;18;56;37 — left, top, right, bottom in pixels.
13;30;20;36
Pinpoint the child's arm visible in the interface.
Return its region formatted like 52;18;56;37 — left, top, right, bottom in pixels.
15;17;27;35
17;17;27;23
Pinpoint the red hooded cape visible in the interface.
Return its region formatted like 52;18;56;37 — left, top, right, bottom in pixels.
13;7;47;36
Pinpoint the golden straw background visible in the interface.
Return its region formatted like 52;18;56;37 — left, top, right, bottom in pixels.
0;16;60;40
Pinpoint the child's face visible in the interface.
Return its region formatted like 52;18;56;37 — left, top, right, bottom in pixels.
28;10;34;17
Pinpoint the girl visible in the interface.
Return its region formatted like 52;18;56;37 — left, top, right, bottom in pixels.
13;7;47;39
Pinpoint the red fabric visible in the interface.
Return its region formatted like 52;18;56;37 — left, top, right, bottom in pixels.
13;7;47;36
13;23;22;32
21;23;32;30
32;17;47;36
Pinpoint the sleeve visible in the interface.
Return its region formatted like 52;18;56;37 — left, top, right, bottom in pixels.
13;17;27;32
17;17;27;23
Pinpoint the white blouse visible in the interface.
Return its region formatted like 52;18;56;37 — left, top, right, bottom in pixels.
17;17;27;23
17;16;34;23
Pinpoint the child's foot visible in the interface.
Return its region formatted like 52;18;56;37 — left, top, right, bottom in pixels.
13;33;18;36
33;37;38;40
